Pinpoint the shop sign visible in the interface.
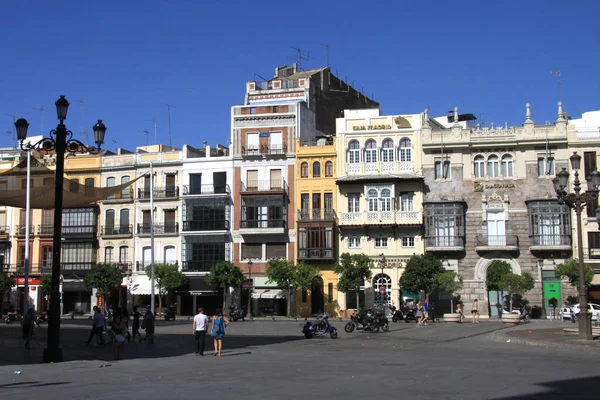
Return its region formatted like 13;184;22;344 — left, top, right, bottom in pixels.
352;124;392;131
16;277;41;285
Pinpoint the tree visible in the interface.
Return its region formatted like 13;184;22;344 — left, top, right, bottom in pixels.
39;276;52;311
207;261;246;311
435;271;464;312
399;254;445;299
555;259;594;290
334;253;373;311
84;263;123;310
294;262;321;317
486;260;512;292
0;271;15;313
265;259;294;317
145;263;187;316
500;272;535;311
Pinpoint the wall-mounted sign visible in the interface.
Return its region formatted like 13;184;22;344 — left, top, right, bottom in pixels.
484;183;515;189
352;124;392;131
16;277;41;285
259;132;270;137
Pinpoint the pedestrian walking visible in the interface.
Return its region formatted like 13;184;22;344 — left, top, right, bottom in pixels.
141;309;155;343
421;299;429;326
85;306;106;345
210;310;229;357
122;308;131;342
416;301;423;325
457;303;464;322
112;313;126;360
132;306;141;341
22;308;35;349
192;308;209;356
472;299;480;323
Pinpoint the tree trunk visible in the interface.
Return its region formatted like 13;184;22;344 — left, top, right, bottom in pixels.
222;287;227;312
158;294;163;317
450;297;454;313
356;291;360;311
287;288;292;317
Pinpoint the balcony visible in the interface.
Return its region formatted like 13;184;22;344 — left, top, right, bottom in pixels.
104;190;134;203
11;264;46;275
298;248;334;260
0;226;9;238
15;225;35;236
136;260;178;272
239;219;286;235
240;179;288;194
346;161;414;176
101;225;134;238
62;225;97;239
61;263;96;278
136;223;179;235
475;235;520;252
181;261;214;273
182;220;230;232
183;184;231;196
137;187;179;200
298;208;336;222
242;144;287;158
529;234;572;252
424;236;465;252
38;224;53;235
338;211;422;226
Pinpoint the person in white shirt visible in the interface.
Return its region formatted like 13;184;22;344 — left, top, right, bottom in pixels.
192;308;209;356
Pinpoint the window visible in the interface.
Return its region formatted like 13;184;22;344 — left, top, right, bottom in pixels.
312;193;321;211
119;246;129;263
399;138;411;162
106;177;116;187
348;236;361;248
324;193;333;211
328;283;334;303
313;162;321;178
373;274;392;307
435;161;451;179
348;194;360;213
401;193;414;212
250;107;256;114
382;139;394;162
242;243;262;259
588;232;600;259
41;209;53;234
62;207;97;235
163;245;176;264
538;156;555;176
121;175;131;198
301;194;309;211
246;133;259;155
501;155;513;177
181;236;226;272
61;242;96;272
365;140;377;163
402;237;415;247
325;161;333;177
269;132;283;153
120;209;130;231
381;189;392;212
375;237;388;248
266;243;286;259
487;155;499;178
273;106;279;113
368;189;378;212
85;178;94;187
41;245;52;269
424;202;466;248
301;162;308;178
348;140;360;164
474;155;485;178
105;209;115;231
584;151;597;181
527;199;570;246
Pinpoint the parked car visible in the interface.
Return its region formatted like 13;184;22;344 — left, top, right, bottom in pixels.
565;303;600;321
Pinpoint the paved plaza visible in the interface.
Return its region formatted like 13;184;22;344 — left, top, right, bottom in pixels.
1;318;599;399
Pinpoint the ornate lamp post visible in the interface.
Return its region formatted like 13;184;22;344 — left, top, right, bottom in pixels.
247;260;253;320
553;152;600;340
15;95;106;362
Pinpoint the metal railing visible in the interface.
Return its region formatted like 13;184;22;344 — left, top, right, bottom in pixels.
101;225;133;236
182;184;231;195
0;226;9;236
424;236;465;248
297;208;336;221
105;190;134;201
240;179;288;192
530;234;571;247
182;220;230;231
242;145;288;157
240;219;286;229
15;225;35;236
298;248;334;260
38;224;53;235
181;261;214;272
62;225;97;237
136;223;179;235
136;260;178;271
476;235;519;248
137;187;179;199
10;264;47;274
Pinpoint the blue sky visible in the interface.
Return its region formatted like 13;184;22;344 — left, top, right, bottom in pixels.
1;0;599;151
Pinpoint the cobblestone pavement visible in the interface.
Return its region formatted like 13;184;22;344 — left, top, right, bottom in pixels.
0;319;598;399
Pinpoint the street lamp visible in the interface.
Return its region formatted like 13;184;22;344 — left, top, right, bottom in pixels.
553;152;600;340
247;260;253;320
16;95;106;362
379;254;386;311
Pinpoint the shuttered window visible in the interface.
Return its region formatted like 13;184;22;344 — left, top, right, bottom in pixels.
266;243;286;259
241;243;262;259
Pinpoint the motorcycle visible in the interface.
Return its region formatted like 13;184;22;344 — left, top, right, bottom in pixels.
345;310;371;332
402;306;418;323
228;305;246;322
345;308;388;333
4;312;19;324
390;305;404;323
503;307;531;323
302;315;338;339
164;307;176;321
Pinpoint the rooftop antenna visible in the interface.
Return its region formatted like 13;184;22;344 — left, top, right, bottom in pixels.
6;130;14;148
76;98;85;139
321;44;330;67
139;129;150;146
5;114;16;145
164;104;176;147
551;70;562;102
146;118;157;143
34;106;45;135
111;139;118;152
291;47;310;70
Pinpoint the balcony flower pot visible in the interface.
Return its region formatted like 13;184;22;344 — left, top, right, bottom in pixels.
501;313;521;324
443;313;463;323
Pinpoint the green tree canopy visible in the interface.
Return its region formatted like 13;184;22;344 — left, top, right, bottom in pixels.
486;260;512;291
295;262;321;293
265;260;321;317
0;270;14;294
145;263;188;315
39;275;52;296
334;253;373;310
500;272;535;310
435;271;464;312
555;259;594;289
399;254;445;297
207;261;246;310
84;263;123;308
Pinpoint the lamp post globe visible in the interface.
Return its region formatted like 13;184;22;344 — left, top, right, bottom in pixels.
14;118;29;141
93;120;107;146
556;168;570;190
55;95;69;121
570;152;582;170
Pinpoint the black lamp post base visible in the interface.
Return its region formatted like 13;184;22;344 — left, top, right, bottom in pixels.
43;347;63;363
578;313;594;340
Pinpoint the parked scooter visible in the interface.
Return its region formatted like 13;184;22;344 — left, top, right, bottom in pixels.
228;305;246;322
164;306;176;321
503;307;531;323
302;315;338;339
389;305;404;323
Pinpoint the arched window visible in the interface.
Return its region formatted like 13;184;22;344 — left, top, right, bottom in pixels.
121;175;131;198
474;155;485;178
119;245;129;265
325;161;333;177
106;177;116;187
399;138;411;162
105;209;115;233
141;246;152;271
382;139;394;162
348;140;360;164
119;209;130;233
381;189;392;212
368;189;379;212
487;155;499;178
313;162;321;178
301;162;309;178
501;155;513;177
164;245;176;264
365;139;377;163
104;246;114;264
373;273;392;307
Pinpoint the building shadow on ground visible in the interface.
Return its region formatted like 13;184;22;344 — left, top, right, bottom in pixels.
494;376;600;399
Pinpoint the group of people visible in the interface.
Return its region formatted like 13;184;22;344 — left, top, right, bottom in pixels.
456;299;480;323
193;308;229;357
85;305;155;360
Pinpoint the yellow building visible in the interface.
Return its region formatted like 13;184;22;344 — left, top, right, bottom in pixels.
294;136;339;317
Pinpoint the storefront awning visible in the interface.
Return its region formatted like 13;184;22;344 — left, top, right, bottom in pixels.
252;288;284;299
130;275;159;296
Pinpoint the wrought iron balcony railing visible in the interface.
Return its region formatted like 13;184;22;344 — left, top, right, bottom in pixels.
101;225;134;236
136;223;179;235
38;224;53;235
475;234;519;248
424;236;465;249
529;234;571;248
15;225;35;236
240;219;286;229
182;220;230;231
240;179;288;192
297;208;336;222
137;187;179;199
136;260;178;271
0;226;9;236
105;190;134;202
182;184;231;195
298;248;334;260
